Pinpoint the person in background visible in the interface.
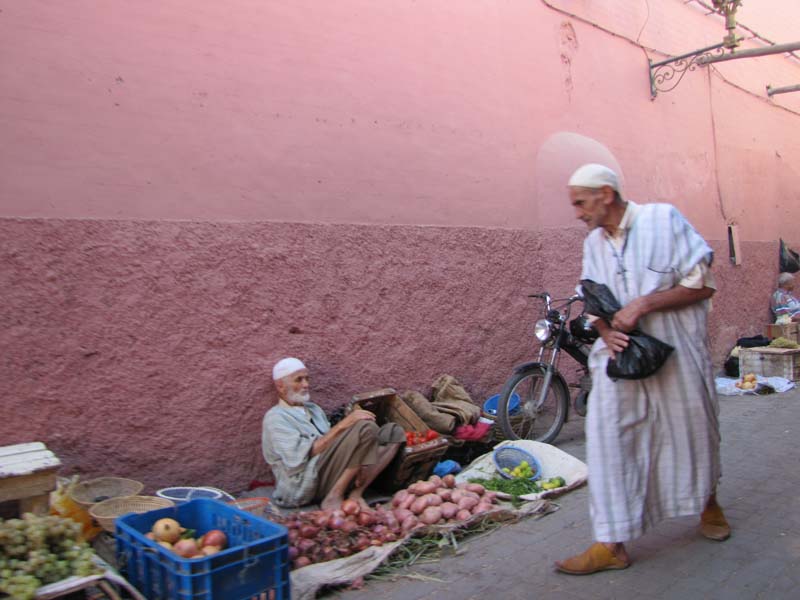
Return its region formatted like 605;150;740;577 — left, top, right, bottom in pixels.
554;164;729;576
262;358;403;510
771;272;800;323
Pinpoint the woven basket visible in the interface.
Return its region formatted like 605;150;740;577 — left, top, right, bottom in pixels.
70;477;144;510
481;411;530;442
492;446;542;481
90;495;175;533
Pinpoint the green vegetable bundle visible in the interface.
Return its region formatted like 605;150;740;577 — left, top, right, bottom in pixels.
468;477;542;500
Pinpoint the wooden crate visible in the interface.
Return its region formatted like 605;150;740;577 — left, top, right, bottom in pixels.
351;388;428;432
739;347;800;383
765;323;799;342
0;442;61;516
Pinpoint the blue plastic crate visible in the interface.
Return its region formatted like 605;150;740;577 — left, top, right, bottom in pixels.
115;498;290;600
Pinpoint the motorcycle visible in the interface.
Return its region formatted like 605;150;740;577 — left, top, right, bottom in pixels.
496;292;598;444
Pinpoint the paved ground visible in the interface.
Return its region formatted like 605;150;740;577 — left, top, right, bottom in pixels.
333;387;800;600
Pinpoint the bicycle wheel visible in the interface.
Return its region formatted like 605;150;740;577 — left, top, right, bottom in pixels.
497;365;569;444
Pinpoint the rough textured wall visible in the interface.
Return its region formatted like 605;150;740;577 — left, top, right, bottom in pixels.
0;218;788;491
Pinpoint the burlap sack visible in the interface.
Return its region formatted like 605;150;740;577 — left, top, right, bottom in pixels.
401;391;457;434
431;375;481;425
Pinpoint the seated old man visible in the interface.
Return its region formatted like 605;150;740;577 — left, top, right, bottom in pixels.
771;272;800;323
262;357;404;509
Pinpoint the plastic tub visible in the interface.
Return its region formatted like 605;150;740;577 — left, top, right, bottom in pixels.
482;392;521;416
115;498;290;599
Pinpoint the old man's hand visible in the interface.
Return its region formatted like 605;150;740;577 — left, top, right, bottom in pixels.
341;409;376;429
611;298;646;333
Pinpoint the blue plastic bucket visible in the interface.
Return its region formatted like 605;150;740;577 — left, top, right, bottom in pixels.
483;393;521;416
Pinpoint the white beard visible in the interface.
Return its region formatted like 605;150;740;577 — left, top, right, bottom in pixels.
286;389;310;405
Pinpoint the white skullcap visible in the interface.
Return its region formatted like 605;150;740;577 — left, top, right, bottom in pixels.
568;163;619;191
272;357;306;381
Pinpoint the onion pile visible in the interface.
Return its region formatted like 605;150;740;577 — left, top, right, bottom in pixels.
277;503;402;570
278;475;498;570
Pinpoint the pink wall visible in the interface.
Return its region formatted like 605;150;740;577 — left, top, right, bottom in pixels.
1;1;799;491
2;1;798;238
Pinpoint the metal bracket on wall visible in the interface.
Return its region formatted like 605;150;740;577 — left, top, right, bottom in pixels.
649;43;726;98
767;83;800;97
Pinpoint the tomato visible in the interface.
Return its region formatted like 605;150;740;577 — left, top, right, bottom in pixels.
425;430;439;441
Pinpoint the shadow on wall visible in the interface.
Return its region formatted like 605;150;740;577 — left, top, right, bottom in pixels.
534;132;624;228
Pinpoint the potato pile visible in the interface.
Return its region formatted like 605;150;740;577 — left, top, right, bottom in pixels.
734;373;758;390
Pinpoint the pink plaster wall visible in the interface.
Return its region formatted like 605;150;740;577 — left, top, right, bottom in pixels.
1;1;800;490
1;1;799;238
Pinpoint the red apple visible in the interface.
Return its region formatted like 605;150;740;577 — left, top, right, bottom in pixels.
200;529;228;550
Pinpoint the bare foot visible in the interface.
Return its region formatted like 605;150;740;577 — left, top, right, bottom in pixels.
349;495;369;510
320;495;344;511
353;466;369;489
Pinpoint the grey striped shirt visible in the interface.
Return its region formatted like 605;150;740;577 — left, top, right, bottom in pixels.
262;402;330;507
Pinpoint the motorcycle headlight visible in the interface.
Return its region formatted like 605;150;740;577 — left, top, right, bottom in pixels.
534;319;552;342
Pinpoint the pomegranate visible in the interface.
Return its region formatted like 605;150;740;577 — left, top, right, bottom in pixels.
152;518;182;544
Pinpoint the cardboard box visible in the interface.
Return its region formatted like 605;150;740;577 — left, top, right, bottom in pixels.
739;346;800;383
765;323;799;342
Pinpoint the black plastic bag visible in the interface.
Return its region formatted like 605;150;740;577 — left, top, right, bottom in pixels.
736;335;770;348
779;239;800;273
723;354;739;378
580;279;675;380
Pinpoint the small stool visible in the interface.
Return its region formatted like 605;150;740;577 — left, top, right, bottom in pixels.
0;442;61;516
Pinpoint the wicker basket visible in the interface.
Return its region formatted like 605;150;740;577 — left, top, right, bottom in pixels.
492;446;542;481
70;477;144;510
90;495;175;533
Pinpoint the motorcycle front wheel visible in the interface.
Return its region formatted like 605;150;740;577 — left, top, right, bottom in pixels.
497;365;569;444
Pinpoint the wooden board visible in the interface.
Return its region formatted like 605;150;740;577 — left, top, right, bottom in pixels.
0;442;61;514
0;443;61;477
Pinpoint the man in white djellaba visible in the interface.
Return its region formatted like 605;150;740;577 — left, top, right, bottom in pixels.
555;164;731;575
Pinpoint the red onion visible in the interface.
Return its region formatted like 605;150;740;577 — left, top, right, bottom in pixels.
341;520;358;533
293;556;311;569
296;538;316;555
313;512;330;528
299;525;319;539
288;546;299;560
328;515;346;530
341;499;360;516
383;514;399;530
287;529;299;543
383;532;398;542
357;511;376;527
321;546;338;562
372;524;387;535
